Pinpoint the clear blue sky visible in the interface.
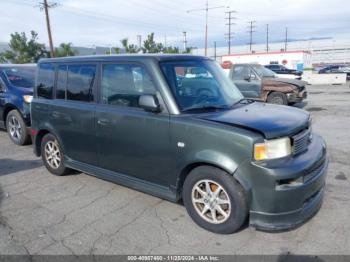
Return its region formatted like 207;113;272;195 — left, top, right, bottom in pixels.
0;0;349;48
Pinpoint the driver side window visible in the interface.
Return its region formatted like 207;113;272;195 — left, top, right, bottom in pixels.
232;66;256;81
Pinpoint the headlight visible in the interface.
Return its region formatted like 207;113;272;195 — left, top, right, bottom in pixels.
23;95;33;104
254;137;292;161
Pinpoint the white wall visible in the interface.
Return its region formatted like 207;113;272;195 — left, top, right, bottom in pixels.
192;38;350;65
221;52;311;70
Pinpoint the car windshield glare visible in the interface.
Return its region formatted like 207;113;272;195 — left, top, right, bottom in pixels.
160;60;243;112
4;67;35;88
252;64;276;78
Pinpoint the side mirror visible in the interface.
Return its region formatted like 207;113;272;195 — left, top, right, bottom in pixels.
243;75;251;81
139;95;161;113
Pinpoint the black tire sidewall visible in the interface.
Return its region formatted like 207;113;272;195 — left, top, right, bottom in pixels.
6;110;30;146
267;92;288;105
41;133;68;176
182;166;248;234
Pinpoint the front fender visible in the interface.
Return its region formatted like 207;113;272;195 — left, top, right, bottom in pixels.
192;149;238;174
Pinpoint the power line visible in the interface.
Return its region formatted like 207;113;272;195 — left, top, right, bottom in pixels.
225;10;236;54
187;0;228;56
247;21;256;52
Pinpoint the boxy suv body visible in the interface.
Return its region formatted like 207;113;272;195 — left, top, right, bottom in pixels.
0;64;36;145
31;55;327;234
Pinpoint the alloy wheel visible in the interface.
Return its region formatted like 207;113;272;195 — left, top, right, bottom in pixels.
8;115;22;142
191;179;231;224
45;140;61;169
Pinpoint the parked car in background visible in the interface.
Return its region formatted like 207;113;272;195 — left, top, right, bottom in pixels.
265;64;302;80
318;65;350;80
31;55;327;234
0;64;36;145
228;63;307;105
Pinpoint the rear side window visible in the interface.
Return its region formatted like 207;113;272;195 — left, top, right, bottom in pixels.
37;63;55;99
101;63;156;108
56;65;67;99
67;64;96;102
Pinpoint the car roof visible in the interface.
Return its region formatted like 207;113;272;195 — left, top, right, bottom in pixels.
38;54;211;64
0;63;36;68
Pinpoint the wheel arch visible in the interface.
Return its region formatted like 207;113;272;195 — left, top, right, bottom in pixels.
34;127;65;157
3;104;20;128
176;160;252;203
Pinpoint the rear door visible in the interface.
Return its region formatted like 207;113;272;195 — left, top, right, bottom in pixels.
230;65;261;98
95;62;173;186
50;63;98;166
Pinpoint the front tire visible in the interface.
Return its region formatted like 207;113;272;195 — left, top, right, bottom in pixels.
267;92;288;105
41;133;69;176
6;110;31;146
182;166;248;234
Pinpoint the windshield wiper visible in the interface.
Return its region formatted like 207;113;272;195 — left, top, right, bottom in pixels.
182;105;230;113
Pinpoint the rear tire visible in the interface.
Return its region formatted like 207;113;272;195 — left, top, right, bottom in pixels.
6;110;31;146
41;133;69;176
182;166;248;234
267;92;288;105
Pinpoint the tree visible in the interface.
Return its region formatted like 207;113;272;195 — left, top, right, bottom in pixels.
163;46;179;54
183;47;193;54
142;33;163;53
55;43;78;57
121;38;140;53
0;31;48;63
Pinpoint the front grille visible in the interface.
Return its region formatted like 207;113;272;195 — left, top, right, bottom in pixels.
304;159;326;183
292;129;311;155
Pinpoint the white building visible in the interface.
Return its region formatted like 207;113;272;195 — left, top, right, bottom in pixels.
192;38;350;67
221;50;312;71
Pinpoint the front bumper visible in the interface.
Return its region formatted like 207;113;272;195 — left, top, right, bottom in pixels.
238;134;327;231
287;90;307;103
250;159;327;231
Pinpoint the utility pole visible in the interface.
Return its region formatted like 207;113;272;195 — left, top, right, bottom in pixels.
137;35;142;49
225;10;236;54
266;24;269;53
39;0;57;58
214;41;217;60
187;1;227;56
247;21;256;52
183;31;187;52
285;27;288;51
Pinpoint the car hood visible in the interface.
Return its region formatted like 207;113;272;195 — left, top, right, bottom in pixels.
198;102;310;139
14;86;33;95
269;77;307;88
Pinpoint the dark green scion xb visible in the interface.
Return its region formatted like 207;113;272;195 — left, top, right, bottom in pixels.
31;55;328;234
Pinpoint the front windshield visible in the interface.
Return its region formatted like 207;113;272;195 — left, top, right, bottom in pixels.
3;67;35;88
160;60;243;112
251;64;276;78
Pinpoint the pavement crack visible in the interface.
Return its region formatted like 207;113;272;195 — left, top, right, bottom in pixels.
105;199;163;250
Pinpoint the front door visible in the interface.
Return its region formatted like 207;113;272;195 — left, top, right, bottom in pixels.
96;62;173;186
231;65;261;99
